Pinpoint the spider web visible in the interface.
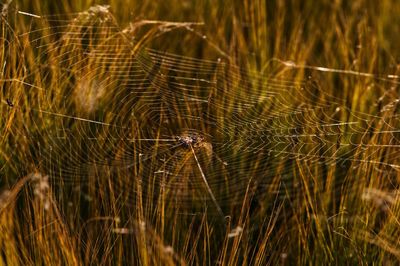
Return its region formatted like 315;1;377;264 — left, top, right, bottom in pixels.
2;6;400;217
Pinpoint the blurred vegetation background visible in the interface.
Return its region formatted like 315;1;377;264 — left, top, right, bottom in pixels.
1;0;400;265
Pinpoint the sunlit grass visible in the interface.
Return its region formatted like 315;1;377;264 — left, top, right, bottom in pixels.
1;0;400;265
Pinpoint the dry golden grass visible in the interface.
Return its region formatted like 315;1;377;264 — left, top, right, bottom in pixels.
1;0;400;265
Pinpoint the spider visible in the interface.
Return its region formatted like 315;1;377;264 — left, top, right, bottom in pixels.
176;133;205;149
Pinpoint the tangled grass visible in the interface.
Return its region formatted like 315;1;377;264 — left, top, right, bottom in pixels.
1;0;400;265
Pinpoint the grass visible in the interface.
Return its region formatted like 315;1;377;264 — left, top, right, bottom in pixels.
1;0;400;265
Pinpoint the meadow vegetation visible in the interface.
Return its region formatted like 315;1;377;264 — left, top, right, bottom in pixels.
1;0;400;265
